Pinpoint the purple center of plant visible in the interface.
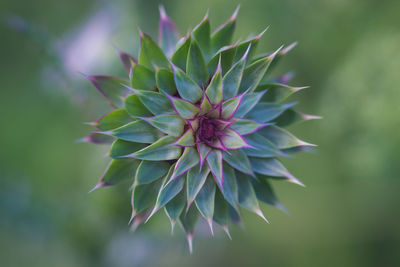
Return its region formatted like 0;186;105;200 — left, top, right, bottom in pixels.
197;116;220;144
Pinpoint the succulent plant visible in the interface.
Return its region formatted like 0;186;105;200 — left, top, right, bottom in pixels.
84;6;319;252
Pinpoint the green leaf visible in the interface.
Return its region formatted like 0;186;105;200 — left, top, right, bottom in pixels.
206;150;223;187
208;43;237;76
195;176;216;227
223;149;253;175
171;35;191;71
172;64;203;103
169;96;200;119
87;75;130;108
192;13;211;61
236;171;268;222
251;178;287;213
128;136;182;161
245;102;296;123
239;50;280;93
213;190;229;226
79;132;114;144
138;31;169;69
124;94;152;117
257;82;306;102
210;6;238;54
220;128;249;149
156;68;177;95
205;62;223;104
135;90;174;115
132;180;161;214
91;159;138;190
171;147;199;179
273;109;321;127
258;125;316;149
249;157;304;186
222;46;248;99
187;164;210;208
109;139;146;159
234;91;265;118
228;204;241;225
110;120;161;143
234;33;263;62
152;169;185;216
186;39;209;87
131;64;155;90
158;6;180;57
230;119;265;135
220;164;238;210
92;109;132;131
179;205;199;253
243;133;282;158
199;94;213;115
135;160;170;184
165;189;186;228
143;114;184;137
175;129;195;146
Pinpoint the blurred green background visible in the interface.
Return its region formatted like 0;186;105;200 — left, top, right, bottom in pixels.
1;0;399;266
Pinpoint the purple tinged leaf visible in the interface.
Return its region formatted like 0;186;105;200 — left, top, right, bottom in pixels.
205;58;223;105
86;75;130;108
249;157;304;186
175;128;195;147
118;50;137;74
170;147;199;180
147;165;184;222
220;128;251;149
223;149;254;176
206;150;224;187
138;30;169;69
234;90;266;118
199;93;213;115
186;165;210;210
197;143;212;167
127;136;182;161
77;132;114;145
236;171;268;223
221;91;246;119
158;5;180;57
167;95;200;119
129;209;151;232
